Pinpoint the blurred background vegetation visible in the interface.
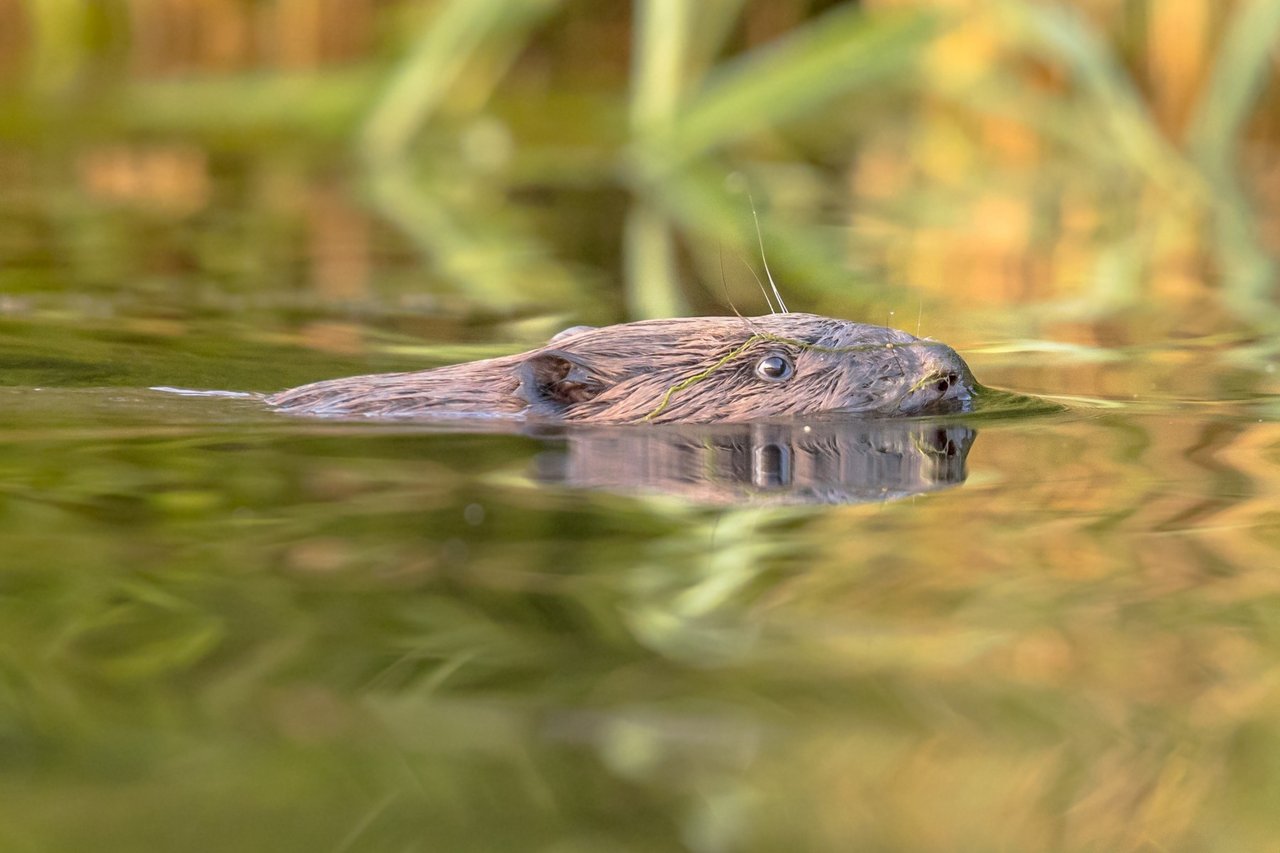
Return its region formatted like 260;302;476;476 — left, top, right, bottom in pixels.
4;0;1280;358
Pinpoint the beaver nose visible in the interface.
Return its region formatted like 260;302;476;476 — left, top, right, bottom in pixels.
896;344;975;414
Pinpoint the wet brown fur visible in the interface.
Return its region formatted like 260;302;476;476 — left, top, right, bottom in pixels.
267;314;976;424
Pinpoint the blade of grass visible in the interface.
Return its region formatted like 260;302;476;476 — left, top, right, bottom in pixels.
22;0;88;96
633;7;939;170
626;0;696;316
1186;0;1280;173
624;202;687;318
118;70;378;137
358;0;570;309
627;5;933;316
684;0;752;83
368;161;579;309
631;0;693;133
360;0;561;163
994;1;1204;207
1185;0;1280;323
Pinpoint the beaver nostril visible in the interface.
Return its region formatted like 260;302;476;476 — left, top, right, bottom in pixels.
934;372;960;394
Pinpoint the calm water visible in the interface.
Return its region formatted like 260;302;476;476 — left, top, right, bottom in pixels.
1;308;1279;852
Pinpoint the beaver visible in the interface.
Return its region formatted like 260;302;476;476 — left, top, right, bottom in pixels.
267;313;977;424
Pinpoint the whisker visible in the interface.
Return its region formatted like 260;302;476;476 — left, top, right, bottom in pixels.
741;257;776;315
749;191;789;314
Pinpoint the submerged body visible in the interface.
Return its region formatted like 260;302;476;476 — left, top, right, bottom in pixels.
268;313;977;424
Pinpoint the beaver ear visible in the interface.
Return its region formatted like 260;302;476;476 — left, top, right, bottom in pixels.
518;350;606;411
548;324;597;344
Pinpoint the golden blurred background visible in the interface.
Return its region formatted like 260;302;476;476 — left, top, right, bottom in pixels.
2;0;1279;348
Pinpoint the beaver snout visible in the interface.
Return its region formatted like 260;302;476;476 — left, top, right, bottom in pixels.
892;344;975;415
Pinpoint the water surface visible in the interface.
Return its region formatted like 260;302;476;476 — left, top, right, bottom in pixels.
2;316;1279;852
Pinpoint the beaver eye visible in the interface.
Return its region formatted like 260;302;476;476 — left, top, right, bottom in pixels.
935;372;958;393
755;354;794;382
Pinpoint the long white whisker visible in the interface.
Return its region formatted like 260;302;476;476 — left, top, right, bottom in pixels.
749;193;789;314
741;257;776;314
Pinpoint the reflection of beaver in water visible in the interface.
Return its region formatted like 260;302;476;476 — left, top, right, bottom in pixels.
268;313;977;424
542;421;977;504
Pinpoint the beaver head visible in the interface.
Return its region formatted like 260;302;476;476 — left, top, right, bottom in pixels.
268;313;977;424
524;314;974;422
